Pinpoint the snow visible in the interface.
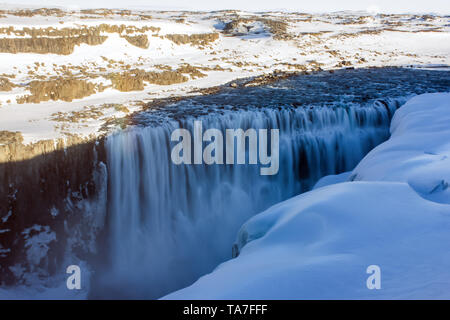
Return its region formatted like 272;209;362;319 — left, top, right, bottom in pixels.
313;171;352;189
164;92;450;299
22;225;56;267
352;93;450;205
0;10;449;144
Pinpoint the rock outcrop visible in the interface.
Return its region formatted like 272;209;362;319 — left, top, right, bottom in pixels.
0;135;107;286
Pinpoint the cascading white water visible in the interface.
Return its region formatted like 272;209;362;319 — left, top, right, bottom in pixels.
101;99;400;298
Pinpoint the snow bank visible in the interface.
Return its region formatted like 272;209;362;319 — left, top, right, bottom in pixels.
164;92;450;299
352;93;450;204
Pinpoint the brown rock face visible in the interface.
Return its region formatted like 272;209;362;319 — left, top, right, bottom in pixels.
108;67;197;92
165;33;219;46
0;131;24;147
109;72;145;92
16;78;98;103
0;24;160;55
0;35;108;55
0;77;15;92
123;35;149;49
0;135;107;285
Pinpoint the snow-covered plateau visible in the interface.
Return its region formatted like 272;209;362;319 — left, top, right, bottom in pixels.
164;92;450;299
0;8;449;145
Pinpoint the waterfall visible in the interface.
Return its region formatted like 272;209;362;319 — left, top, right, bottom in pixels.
99;98;401;298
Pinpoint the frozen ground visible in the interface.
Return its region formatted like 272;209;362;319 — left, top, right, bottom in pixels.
0;8;449;144
164;92;450;299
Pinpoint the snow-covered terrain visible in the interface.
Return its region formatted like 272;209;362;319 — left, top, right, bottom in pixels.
0;8;449;144
1;7;450;300
164;92;450;299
